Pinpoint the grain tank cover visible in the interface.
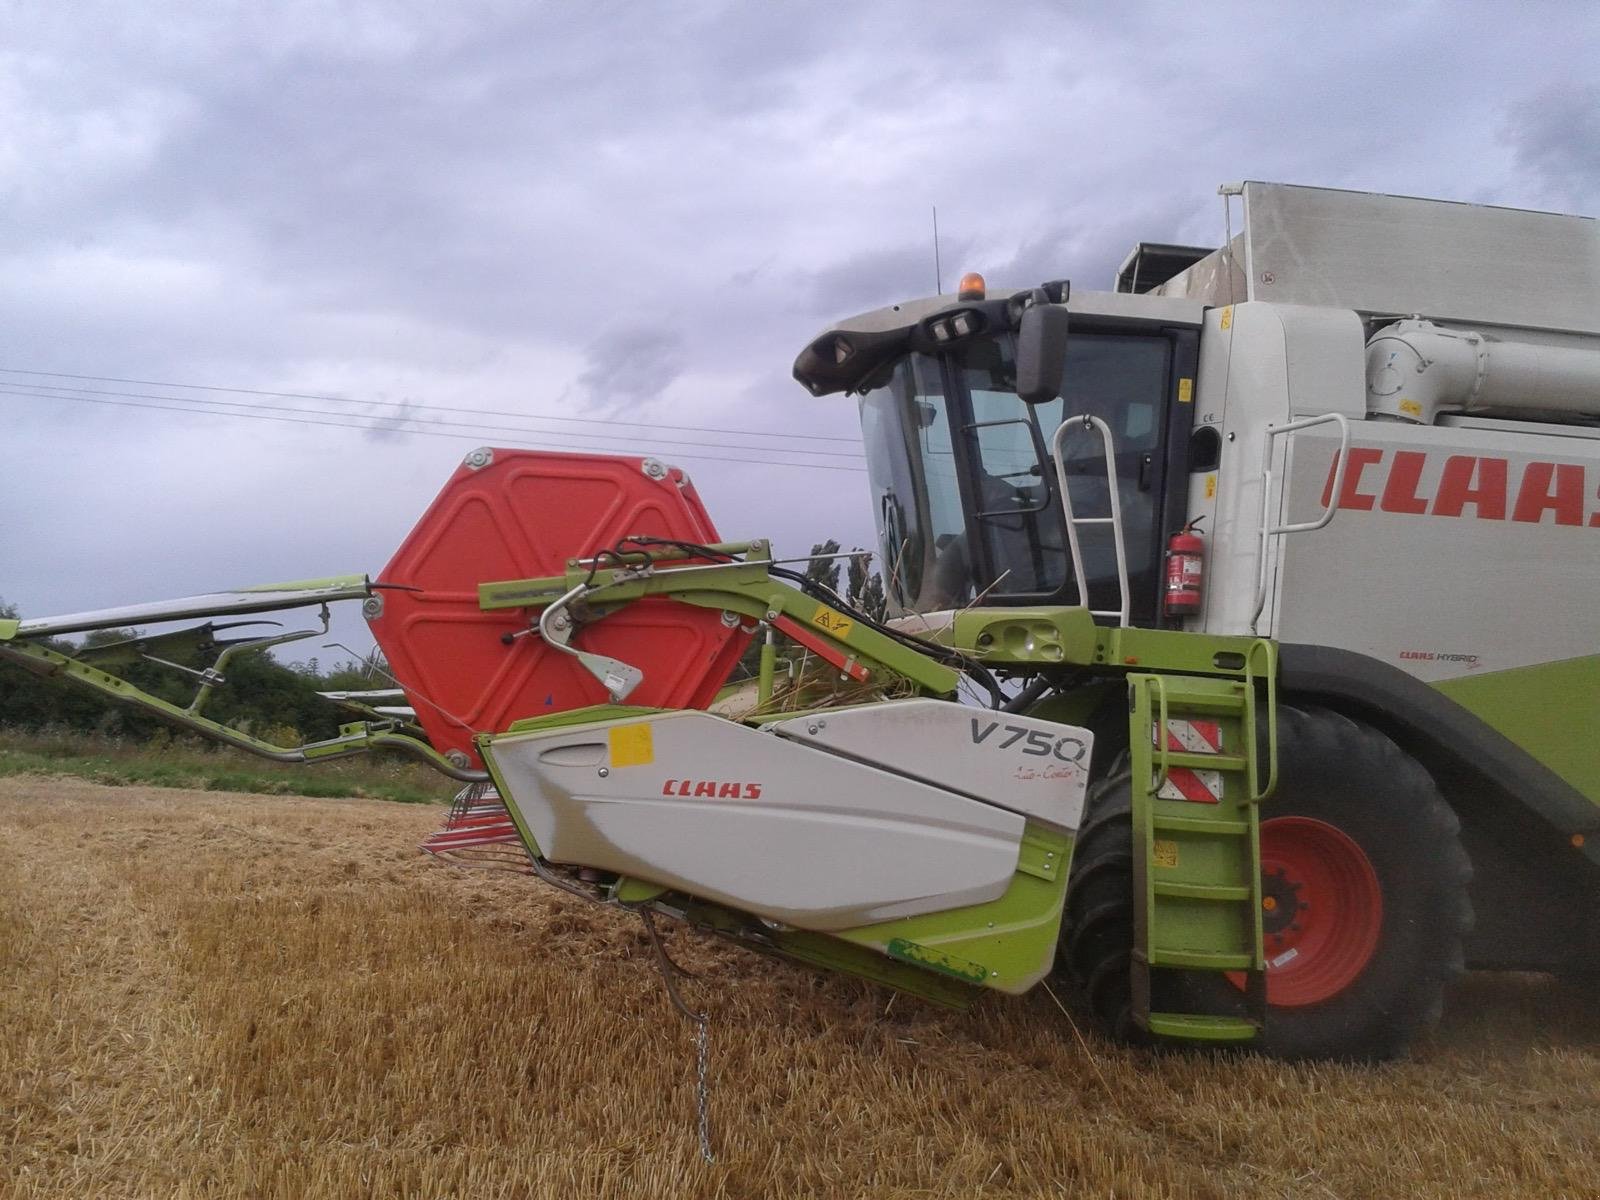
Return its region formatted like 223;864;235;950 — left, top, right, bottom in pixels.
1242;183;1600;335
1147;183;1600;336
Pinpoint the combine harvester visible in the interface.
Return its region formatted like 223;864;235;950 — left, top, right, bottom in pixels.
5;183;1598;1064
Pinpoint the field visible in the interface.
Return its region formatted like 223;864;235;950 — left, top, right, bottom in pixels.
2;775;1596;1199
0;727;447;805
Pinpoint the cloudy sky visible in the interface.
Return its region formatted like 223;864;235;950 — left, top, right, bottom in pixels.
4;1;1596;661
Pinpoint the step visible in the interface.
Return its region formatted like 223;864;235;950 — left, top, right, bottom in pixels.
1142;688;1250;715
1152;813;1251;837
1153;880;1254;902
1144;1012;1259;1041
1146;948;1255;971
1153;750;1250;773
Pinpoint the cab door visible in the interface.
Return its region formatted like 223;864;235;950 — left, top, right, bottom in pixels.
957;322;1198;625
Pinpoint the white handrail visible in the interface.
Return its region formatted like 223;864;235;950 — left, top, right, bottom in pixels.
1051;414;1132;626
1251;413;1352;632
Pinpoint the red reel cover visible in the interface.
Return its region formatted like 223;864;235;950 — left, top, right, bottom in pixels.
369;450;751;765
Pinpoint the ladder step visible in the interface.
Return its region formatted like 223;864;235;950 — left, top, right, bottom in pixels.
1153;813;1251;836
1153;880;1253;902
1147;948;1256;971
1144;690;1249;716
1144;1012;1259;1041
1155;750;1249;772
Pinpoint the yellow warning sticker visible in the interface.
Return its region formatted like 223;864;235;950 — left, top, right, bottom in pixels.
810;607;854;638
1177;377;1193;403
1204;474;1217;500
1219;306;1233;331
608;723;654;768
1153;839;1179;869
1399;398;1422;419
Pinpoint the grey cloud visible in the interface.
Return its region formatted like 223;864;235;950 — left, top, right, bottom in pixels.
796;240;972;319
1501;85;1600;212
364;396;425;442
574;326;686;410
7;0;1600;660
992;199;1202;295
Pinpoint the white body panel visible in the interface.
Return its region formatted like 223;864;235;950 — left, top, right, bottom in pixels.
1189;302;1600;683
769;700;1091;833
485;709;1025;931
1271;420;1600;681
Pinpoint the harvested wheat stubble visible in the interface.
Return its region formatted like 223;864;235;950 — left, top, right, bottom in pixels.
1;776;1597;1199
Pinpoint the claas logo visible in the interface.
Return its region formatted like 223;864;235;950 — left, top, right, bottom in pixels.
1323;449;1600;527
660;779;763;799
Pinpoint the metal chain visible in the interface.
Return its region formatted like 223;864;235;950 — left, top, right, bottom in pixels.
693;1014;713;1163
640;910;715;1164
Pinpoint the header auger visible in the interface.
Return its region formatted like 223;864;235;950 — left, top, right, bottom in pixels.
9;181;1600;1062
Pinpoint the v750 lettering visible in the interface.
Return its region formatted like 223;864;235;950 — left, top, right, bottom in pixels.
970;718;1086;762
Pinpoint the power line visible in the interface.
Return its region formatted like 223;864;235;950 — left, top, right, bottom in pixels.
0;364;862;445
4;378;866;460
0;387;869;474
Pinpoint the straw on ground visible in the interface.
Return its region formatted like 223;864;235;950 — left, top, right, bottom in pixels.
2;775;1596;1199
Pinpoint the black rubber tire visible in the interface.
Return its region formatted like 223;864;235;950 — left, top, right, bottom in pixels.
1059;703;1473;1061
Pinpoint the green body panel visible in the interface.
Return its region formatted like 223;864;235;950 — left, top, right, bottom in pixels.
611;877;669;903
1434;655;1600;807
478;550;962;697
0;618;18;642
500;703;667;735
1126;673;1269;1040
946;606;1100;665
768;929;979;1009
947;606;1275;682
828;822;1074;995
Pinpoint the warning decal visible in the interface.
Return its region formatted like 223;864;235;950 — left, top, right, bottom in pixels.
810;607;855;638
608;722;655;768
1153;718;1224;804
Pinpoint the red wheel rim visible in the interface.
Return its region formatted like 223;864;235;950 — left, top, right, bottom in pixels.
1234;816;1384;1007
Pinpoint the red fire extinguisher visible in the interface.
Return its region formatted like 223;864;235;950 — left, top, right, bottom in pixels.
1164;517;1205;618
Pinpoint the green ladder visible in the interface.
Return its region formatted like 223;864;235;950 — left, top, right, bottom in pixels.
1126;645;1277;1042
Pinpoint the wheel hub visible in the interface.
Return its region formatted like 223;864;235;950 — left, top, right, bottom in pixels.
1229;816;1385;1008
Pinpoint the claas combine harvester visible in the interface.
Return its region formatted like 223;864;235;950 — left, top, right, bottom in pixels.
6;183;1598;1063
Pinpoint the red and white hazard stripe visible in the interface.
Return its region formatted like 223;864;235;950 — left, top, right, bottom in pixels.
1153;718;1224;804
1158;718;1222;755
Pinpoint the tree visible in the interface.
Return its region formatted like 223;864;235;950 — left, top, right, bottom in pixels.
845;550;888;623
804;539;842;595
0;596;345;741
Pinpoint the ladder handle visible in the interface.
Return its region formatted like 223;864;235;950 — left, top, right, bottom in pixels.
1051;414;1132;627
1149;675;1172;792
1251;412;1351;632
1245;638;1279;801
1266;413;1351;536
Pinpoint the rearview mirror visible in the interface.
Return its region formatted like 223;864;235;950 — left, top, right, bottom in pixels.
1015;303;1070;405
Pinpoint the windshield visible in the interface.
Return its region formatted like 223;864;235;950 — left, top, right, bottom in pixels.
859;331;1173;616
859;354;969;611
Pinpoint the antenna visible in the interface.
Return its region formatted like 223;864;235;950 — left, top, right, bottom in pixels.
932;204;943;294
